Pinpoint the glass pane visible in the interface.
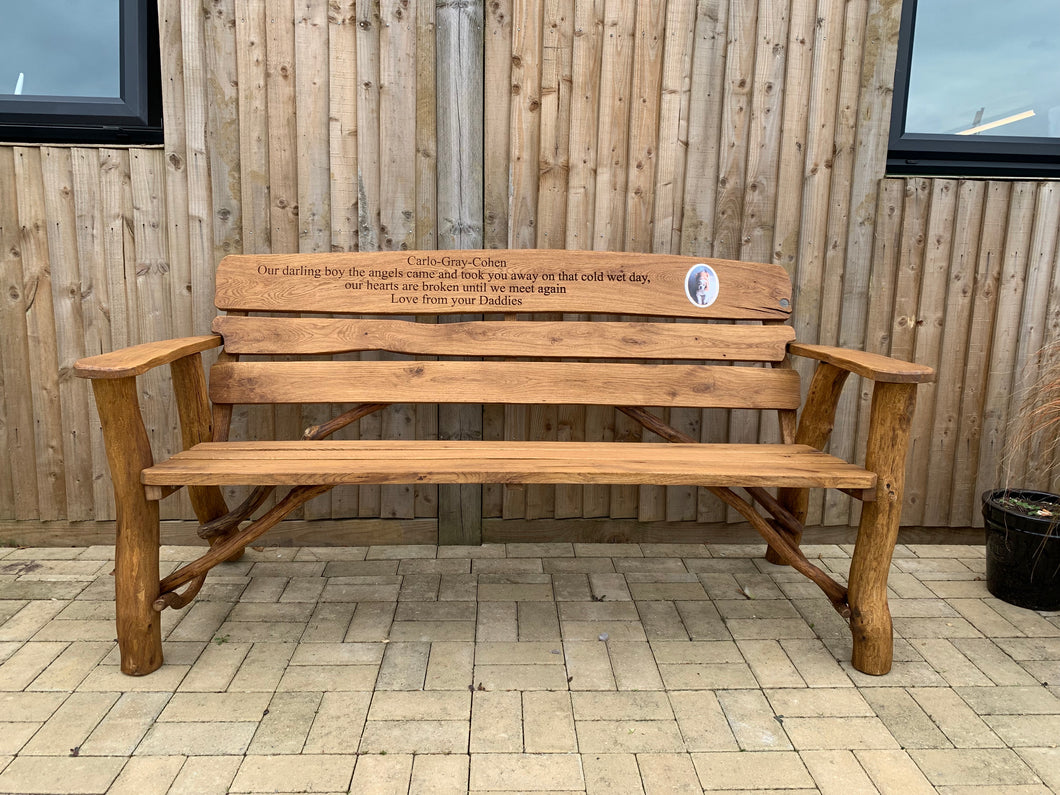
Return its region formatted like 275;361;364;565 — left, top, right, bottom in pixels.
0;2;121;98
906;0;1060;138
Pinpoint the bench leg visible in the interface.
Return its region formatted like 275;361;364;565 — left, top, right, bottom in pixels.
846;382;916;676
115;497;163;675
92;377;164;675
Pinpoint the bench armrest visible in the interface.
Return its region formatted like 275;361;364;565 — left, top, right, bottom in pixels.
789;343;934;384
75;335;222;379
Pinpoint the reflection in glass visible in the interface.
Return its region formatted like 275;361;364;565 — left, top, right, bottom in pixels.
905;0;1060;138
0;2;121;98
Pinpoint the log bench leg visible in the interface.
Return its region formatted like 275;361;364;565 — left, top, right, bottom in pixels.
847;382;916;676
92;377;164;675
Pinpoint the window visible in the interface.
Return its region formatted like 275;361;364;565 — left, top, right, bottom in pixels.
0;1;162;145
888;0;1060;177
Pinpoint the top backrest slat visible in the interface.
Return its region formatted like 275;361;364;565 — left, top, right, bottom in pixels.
215;250;792;320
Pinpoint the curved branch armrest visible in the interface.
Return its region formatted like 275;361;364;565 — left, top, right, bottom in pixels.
789;343;934;384
75;335;222;379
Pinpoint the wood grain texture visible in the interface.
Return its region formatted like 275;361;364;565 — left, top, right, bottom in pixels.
214;250;793;317
213;315;795;359
143;440;876;492
209;360;804;409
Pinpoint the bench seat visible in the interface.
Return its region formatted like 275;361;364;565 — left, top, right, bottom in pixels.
143;440;877;496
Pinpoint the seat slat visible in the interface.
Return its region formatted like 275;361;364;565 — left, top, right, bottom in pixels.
213;316;796;360
144;441;876;493
209;361;802;410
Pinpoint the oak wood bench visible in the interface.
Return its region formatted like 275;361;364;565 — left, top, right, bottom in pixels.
75;250;933;676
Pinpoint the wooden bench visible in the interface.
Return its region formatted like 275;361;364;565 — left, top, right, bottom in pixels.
75;250;933;676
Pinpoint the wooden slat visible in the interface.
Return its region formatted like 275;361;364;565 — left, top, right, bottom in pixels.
214;315;794;359
41;148;93;519
210;360;802;409
0;148;38;519
14;147;67;521
144;440;876;493
950;181;1008;525
483;0;512;249
923;180;985;527
329;0;359;253
216;250;793;318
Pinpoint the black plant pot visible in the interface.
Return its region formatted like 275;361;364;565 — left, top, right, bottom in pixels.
982;489;1060;611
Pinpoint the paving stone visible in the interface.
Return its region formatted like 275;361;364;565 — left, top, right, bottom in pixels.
673;601;730;640
438;573;478;601
717;689;791;751
478;582;554;601
399;573;441;601
358;719;468;754
368;690;470;721
908;748;1040;786
476;601;518;641
800;749;882;795
0;691;66;722
608;641;664;690
398;558;472;575
737;639;805;688
908;687;1003;748
956;685;1060;715
474;663;572;691
322;561;400;577
0;642;68;690
175;641;250;692
860;687;951;749
781;716;901;750
635;601;690;641
668;690;738;751
376;641;429;690
472;559;545;575
638;753;702;795
1016;747;1060;791
21;691;118;755
471;691;523;753
425;641;475;690
543;557;617;574
135;720;258;756
658;662;757;690
247;692;321;754
0;756;125;794
469;753;584;791
507;543;575;558
80;692;172;756
690;751;813;790
523;691;577;752
562;621;647;642
168;755;243;795
588;573;633;601
230;754;356;792
26;641;112;691
984;714;1060;747
563;640;616;691
476;641;565;666
303;692;372;754
276;663;378;691
582;752;643;794
577;719;685;753
410;754;470;795
345;601;396;642
551;573;593;601
0;723;42;755
518;601;561;641
348;753;414;795
227;642;297;692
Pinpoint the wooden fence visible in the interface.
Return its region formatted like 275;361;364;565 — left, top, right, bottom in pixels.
1;0;1057;539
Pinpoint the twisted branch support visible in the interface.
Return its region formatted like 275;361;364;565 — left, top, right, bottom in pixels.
159;484;334;603
617;405;850;618
196;402;389;542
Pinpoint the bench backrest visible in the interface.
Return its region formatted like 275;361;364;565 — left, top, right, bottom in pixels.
209;250;798;413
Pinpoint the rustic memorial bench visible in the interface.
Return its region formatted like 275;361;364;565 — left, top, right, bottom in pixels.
75;250;933;676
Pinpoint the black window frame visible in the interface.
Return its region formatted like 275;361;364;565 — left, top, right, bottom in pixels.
887;0;1060;178
0;0;162;145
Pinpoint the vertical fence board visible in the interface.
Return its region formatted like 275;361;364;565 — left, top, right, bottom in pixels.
13;148;67;520
977;183;1037;499
922;180;985;527
0;148;39;519
41;148;93;520
950;181;1009;525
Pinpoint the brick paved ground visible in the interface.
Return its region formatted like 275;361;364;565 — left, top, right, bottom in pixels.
0;541;1056;793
